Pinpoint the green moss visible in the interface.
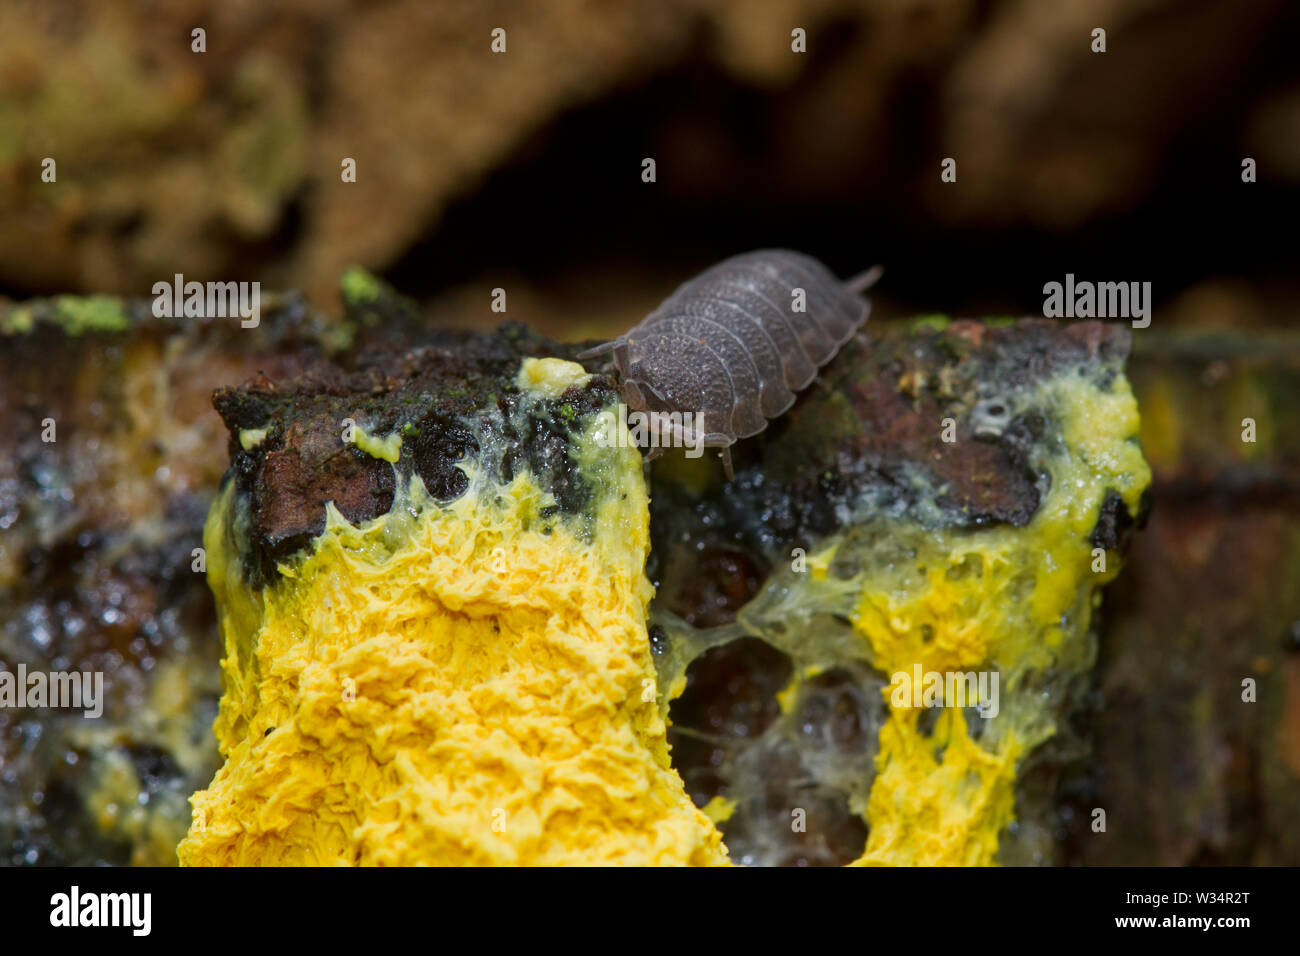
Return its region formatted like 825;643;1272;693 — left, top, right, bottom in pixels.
340;266;385;307
908;315;949;332
52;295;130;335
1;307;35;335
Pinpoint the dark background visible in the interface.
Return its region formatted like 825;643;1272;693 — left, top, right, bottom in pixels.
1;0;1297;333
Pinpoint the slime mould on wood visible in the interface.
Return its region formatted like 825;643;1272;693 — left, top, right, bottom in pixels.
10;274;1300;866
0;272;1156;866
648;318;1153;865
176;287;1151;865
181;327;728;865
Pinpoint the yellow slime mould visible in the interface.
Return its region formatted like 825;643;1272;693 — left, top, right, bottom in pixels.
180;364;727;866
182;350;1150;867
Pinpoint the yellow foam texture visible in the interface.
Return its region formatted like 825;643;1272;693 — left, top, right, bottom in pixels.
179;361;1148;867
179;431;728;865
849;373;1150;865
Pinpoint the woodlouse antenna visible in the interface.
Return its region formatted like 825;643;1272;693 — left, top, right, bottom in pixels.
575;340;620;360
843;264;884;296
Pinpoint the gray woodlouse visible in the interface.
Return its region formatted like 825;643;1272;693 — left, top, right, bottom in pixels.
577;249;882;479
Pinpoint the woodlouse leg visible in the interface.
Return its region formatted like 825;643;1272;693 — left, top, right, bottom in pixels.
719;446;734;481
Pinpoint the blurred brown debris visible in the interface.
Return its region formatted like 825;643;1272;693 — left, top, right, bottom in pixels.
0;0;1295;306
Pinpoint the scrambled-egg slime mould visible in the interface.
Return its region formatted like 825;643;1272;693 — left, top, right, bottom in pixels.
179;317;1150;866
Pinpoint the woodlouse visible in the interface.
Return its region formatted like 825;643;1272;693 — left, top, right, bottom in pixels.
577;249;882;478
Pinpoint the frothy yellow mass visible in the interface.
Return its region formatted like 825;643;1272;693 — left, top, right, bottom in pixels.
180;356;1150;867
850;373;1150;865
179;407;727;865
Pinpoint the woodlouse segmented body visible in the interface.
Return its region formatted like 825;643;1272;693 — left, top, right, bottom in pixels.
578;249;881;478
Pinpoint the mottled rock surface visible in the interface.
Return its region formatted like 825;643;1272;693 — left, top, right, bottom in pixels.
0;291;344;864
